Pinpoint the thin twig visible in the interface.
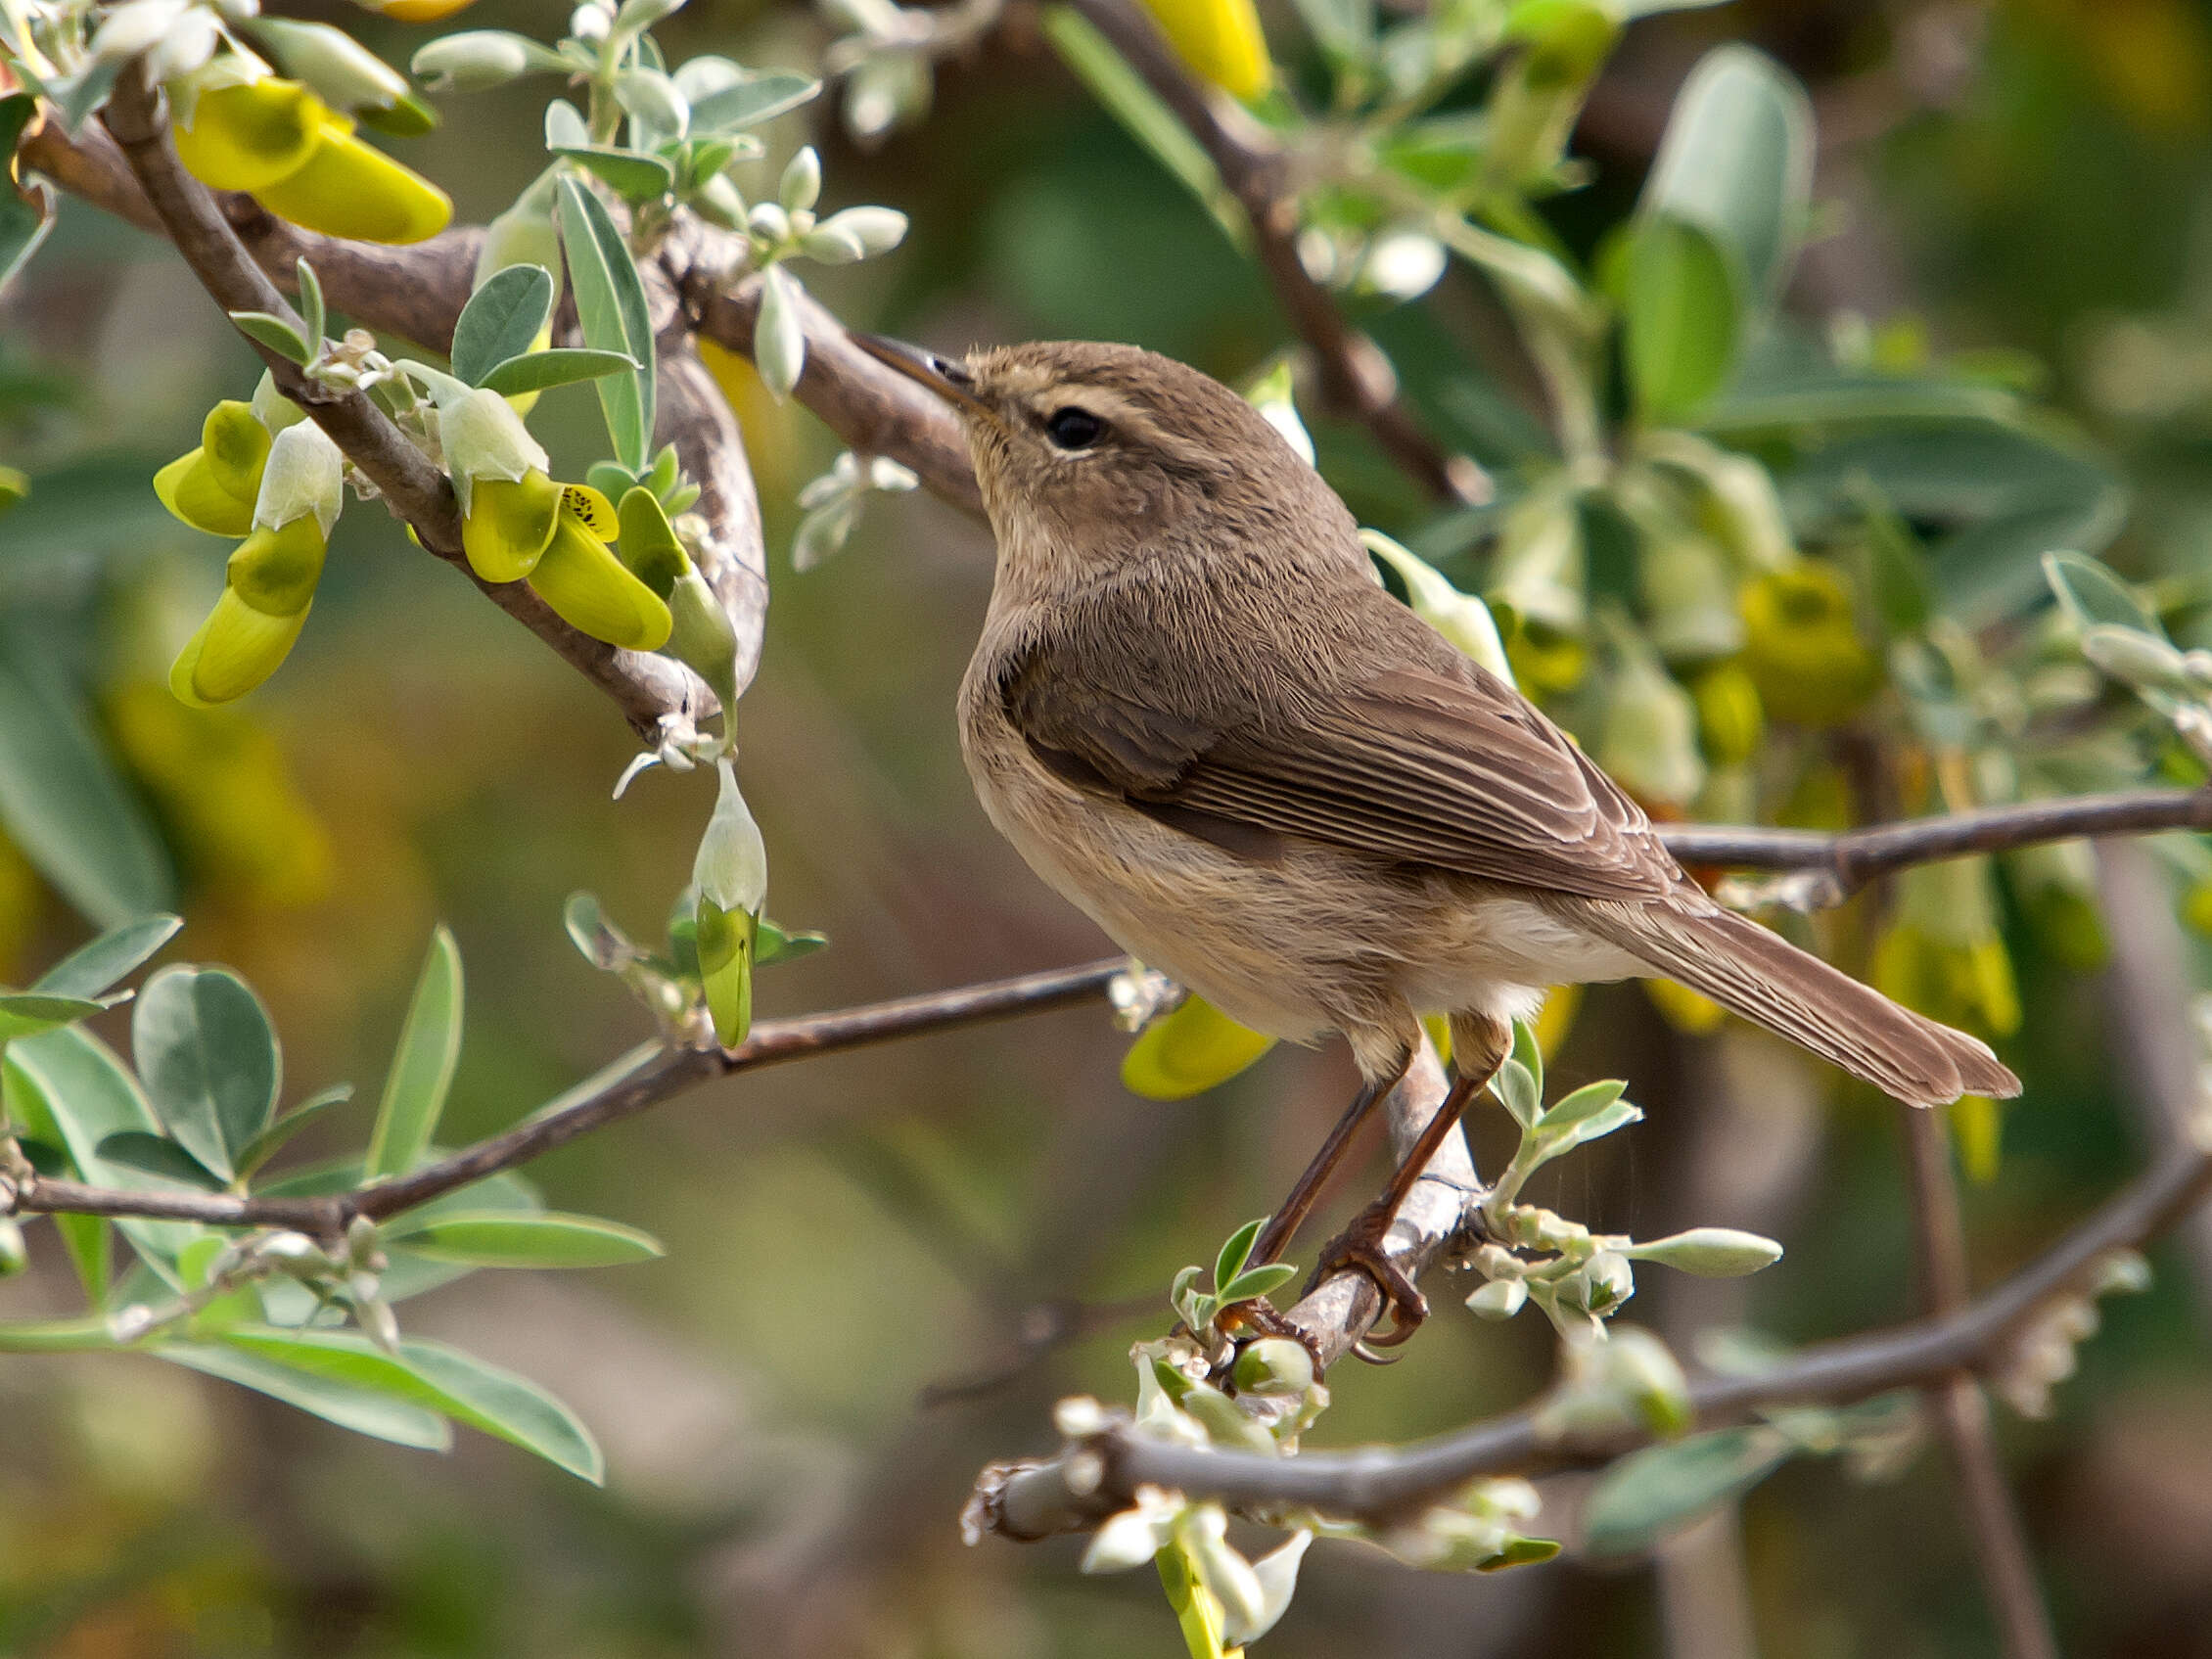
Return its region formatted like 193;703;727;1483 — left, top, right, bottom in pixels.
3;958;1127;1234
1903;1109;2060;1659
970;1131;2212;1539
1060;0;1489;507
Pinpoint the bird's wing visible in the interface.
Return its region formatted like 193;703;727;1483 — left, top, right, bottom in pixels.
1002;623;1680;901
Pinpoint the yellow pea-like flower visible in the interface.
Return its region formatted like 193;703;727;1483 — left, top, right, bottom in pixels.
461;468;563;583
201;400;273;501
1121;994;1276;1100
227;516;328;616
359;0;483;20
1739;563;1881;727
172;77;324;191
170;587;314;707
253;114;452;245
695;895;756;1048
1689;661;1764;767
1135;0;1271;100
526;500;673;651
154;446;256;537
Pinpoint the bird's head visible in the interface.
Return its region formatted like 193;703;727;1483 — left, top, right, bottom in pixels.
856;336;1353;583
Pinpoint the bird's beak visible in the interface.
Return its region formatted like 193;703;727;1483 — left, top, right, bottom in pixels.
853;334;990;419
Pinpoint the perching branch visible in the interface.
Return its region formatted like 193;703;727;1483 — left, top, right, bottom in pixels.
1;957;1126;1237
1061;0;1489;508
967;1125;2212;1540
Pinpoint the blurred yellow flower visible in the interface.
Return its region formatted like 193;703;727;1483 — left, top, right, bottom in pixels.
1136;0;1270;100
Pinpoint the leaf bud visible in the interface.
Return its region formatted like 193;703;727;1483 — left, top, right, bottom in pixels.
1465;1276;1527;1319
1230;1337;1314;1398
815;204;908;255
1625;1226;1782;1277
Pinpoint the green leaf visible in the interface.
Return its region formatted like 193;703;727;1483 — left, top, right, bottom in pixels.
218;1326;603;1482
365;926;464;1179
477;346;638;397
228;310;312;364
552;145;676;204
233;1083;355;1179
1582;1426;1795;1555
2045;550;2162;638
1639;45;1812;302
1535;1083;1640;1157
296;256;326;350
385;1211;665;1268
94;1129;224;1188
1617;215;1738;424
558;175;656;472
1214;1217;1266;1289
160;1343;455;1452
755;918;827;965
684;69;819;132
0;991;112;1042
451;263;554;387
1217;1262;1298;1302
6;1026;193;1290
0;628;174;928
33;914;182;999
132;965;281;1182
0;95;54;297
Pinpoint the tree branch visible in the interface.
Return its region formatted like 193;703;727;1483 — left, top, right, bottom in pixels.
1;957;1128;1235
1059;0;1489;507
969;1127;2212;1540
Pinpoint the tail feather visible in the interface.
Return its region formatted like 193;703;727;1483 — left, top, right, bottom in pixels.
1582;899;2021;1107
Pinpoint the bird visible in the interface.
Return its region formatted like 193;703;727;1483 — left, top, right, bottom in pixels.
856;334;2021;1342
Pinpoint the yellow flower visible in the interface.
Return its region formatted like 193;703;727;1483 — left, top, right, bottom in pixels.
1689;661;1764;767
1121;994;1276;1099
356;0;483;20
172;77;323;190
1739;562;1881;727
253;111;451;244
460;468;563;583
1135;0;1270;99
171;69;450;245
525;485;673;651
169;516;328;706
1644;978;1726;1035
155;447;256;537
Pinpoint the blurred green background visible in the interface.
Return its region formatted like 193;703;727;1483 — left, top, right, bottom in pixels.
8;0;2212;1653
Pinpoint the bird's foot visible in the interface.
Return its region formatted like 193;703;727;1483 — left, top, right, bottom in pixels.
1311;1200;1428;1354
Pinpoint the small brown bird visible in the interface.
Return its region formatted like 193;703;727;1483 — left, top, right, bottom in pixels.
861;335;2020;1337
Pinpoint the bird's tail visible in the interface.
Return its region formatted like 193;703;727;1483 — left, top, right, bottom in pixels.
1580;899;2020;1107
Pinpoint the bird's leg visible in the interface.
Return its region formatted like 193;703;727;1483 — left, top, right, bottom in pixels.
1246;1049;1413;1270
1216;1051;1412;1353
1311;1025;1505;1351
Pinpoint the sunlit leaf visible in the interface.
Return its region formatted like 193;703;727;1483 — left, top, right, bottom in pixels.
386;1211;665;1268
364;926;464;1178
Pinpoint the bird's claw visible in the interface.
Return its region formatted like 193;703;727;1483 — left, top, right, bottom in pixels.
1311;1201;1430;1356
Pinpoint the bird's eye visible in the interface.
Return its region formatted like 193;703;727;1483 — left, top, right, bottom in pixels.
1044;406;1105;450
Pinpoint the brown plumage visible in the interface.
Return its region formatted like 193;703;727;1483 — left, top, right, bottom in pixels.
867;336;2019;1113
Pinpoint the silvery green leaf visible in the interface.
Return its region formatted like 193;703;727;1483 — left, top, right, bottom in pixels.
816;204;907;255
249;17;412;113
413;31;570;92
295;258;326;352
2080;623;2189;693
253;422;344;537
1495;1055;1540;1129
228;311;310;365
864;456;917;492
1214;1216;1264;1288
779;146;821;212
544;99;591;152
842;53;929;143
612;0;688;38
614;68;688;139
1183;1508;1267;1638
1624;1227;1783;1277
754;265;806;400
1362;530;1513;683
688;69;820;133
693;759;767;914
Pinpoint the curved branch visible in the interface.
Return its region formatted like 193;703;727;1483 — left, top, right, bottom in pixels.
971;1130;2212;1540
